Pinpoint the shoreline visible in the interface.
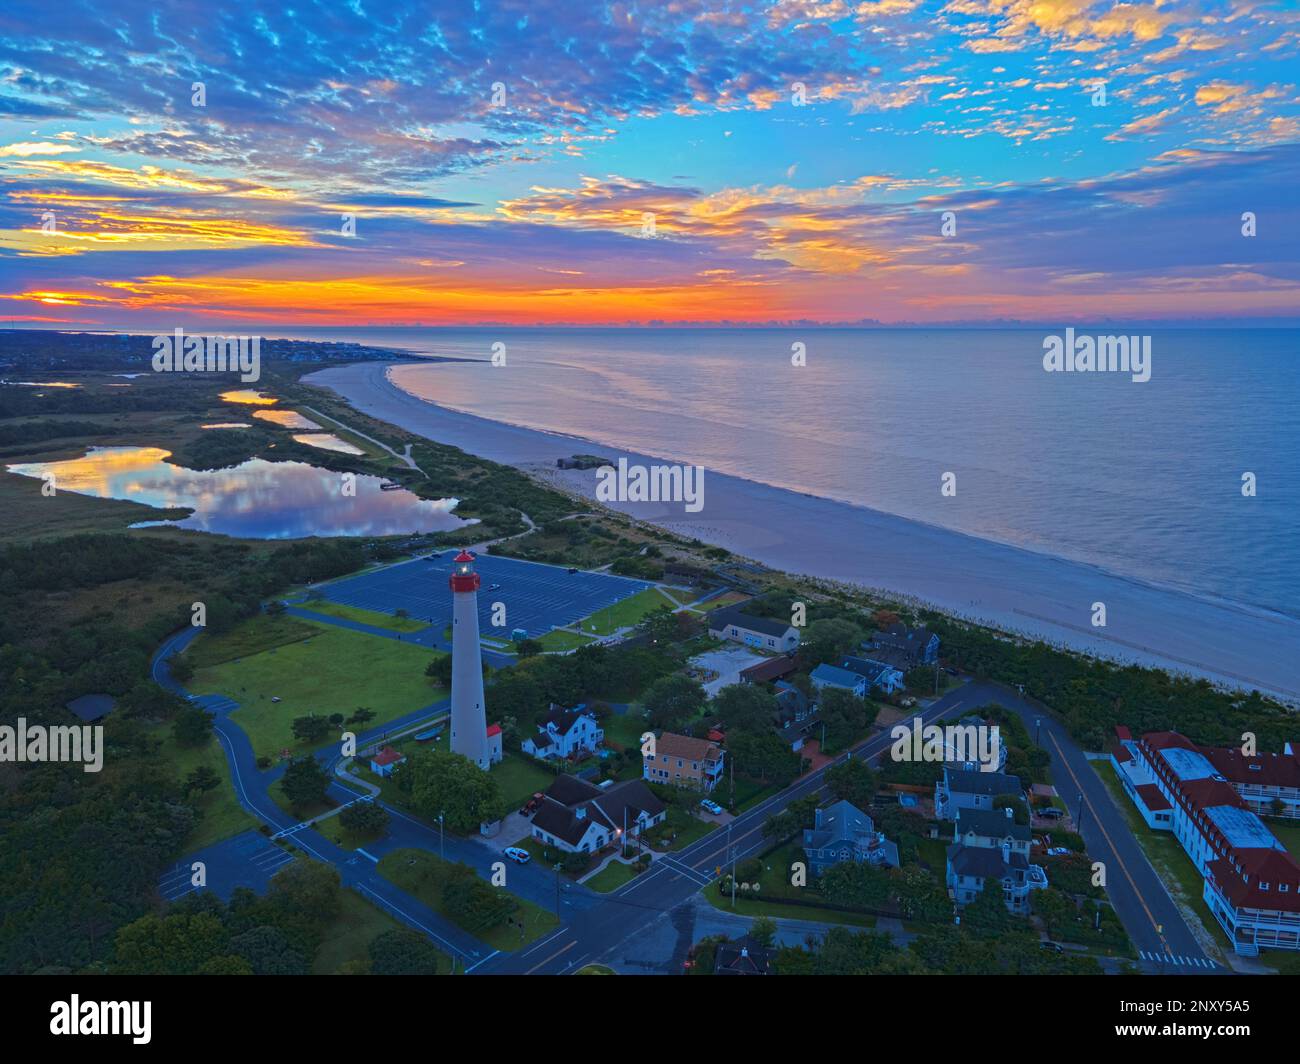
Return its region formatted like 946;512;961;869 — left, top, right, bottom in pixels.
303;360;1300;703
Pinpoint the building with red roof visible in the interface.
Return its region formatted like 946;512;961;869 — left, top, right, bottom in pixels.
1112;725;1300;956
369;745;407;777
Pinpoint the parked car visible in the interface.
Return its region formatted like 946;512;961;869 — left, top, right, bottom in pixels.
1046;847;1071;856
700;799;724;816
1037;807;1066;819
1040;941;1064;953
488;582;502;591
519;792;545;816
504;847;531;864
567;567;579;574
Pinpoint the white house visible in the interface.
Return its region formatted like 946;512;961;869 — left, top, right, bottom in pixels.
707;608;800;653
369;745;407;777
530;775;667;854
521;704;604;760
839;656;905;695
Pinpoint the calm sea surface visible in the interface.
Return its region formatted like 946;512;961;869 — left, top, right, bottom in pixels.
270;327;1299;618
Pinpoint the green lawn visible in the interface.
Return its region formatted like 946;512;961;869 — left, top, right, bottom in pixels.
574;587;678;636
294;599;428;633
585;860;642;893
1264;817;1300;860
377;849;560;951
313;808;388;852
1092;760;1226;954
311;887;449;975
191;620;446;760
494;753;559;811
601;707;650;752
703;842;880;928
537;628;598;652
269;778;336;821
144;724;257;850
184;613;319;669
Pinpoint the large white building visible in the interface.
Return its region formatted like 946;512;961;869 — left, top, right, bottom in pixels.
1113;727;1300;956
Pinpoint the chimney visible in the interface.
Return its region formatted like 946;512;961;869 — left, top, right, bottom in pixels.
575;806;586;820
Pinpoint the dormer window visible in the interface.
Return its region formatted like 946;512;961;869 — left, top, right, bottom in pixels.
1260;882;1270;891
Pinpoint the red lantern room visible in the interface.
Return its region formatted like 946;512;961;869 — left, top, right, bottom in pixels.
449;550;480;593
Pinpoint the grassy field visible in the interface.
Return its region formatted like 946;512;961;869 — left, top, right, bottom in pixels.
311;887;449;975
141;723;258;850
585;860;641;893
1092;760;1226;955
377;849;560;951
703;842;880;928
185;613;319;669
312;807;388;852
537;628;598;652
192;620;446;760
294;599;428;632
574;586;677;636
494;753;558;811
1264;816;1300;860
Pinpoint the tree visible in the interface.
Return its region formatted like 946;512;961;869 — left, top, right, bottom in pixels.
993;793;1029;826
889;866;952;923
515;638;543;657
728;731;801;786
801;618;865;670
962;884;1016;938
269;859;341;924
825;757;878;808
281;756;330;810
339;799;390;836
113;913;228;975
819;861;892;910
184;765;220;794
713;684;778;736
291;714;332;743
369;928;443;975
425;655;453;684
441;864;515;931
167;655;195;684
644;673;706;733
745;916;777;949
407;750;505;833
172;705;214;747
228;925;307;975
637;607;680;646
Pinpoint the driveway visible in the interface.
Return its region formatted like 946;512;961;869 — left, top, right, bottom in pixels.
688;646;767;698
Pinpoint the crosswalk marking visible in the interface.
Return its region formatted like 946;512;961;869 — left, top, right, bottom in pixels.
1139;949;1217;969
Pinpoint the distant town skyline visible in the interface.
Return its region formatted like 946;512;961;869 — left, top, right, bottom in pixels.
1;0;1298;326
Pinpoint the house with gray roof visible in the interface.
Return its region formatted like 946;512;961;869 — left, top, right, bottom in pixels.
934;764;1024;821
946;805;1047;912
840;655;905;695
530;775;666;854
802;799;899;875
708;608;800;653
810;663;867;698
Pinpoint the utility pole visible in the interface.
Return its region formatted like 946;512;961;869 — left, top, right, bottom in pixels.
1034;718;1042;746
729;821;737;908
1076;791;1086;835
554;862;562;915
933;660;939;697
438;811;445;861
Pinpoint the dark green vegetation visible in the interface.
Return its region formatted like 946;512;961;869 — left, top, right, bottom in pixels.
927;614;1294;750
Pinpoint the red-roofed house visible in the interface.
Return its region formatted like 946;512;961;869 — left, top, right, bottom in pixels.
370;746;406;777
486;722;503;765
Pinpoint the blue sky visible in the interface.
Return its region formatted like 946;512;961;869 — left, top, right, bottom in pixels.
0;0;1297;324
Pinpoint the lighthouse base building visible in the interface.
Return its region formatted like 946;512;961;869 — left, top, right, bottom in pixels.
447;550;502;771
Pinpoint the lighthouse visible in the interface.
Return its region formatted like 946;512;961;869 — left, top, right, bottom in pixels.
448;550;491;770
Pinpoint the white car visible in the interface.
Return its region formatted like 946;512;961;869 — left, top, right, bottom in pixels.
700;799;724;816
503;847;531;864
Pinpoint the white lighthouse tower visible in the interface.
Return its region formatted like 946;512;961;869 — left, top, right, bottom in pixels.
448;550;491;770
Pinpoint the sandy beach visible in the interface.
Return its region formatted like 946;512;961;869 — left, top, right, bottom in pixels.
305;361;1300;703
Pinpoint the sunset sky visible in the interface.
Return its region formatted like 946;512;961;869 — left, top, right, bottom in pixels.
1;0;1298;326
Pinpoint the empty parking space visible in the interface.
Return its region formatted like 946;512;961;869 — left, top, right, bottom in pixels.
315;554;651;638
158;830;296;902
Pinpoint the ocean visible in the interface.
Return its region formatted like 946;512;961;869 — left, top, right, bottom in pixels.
272;326;1300;623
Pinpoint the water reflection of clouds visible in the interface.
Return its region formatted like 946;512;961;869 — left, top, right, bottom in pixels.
5;446;472;539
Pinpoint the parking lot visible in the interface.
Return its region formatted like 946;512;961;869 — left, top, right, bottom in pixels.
315;553;652;638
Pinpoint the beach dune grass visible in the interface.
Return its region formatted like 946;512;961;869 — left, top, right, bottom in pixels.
377;848;559;951
191;619;446;760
